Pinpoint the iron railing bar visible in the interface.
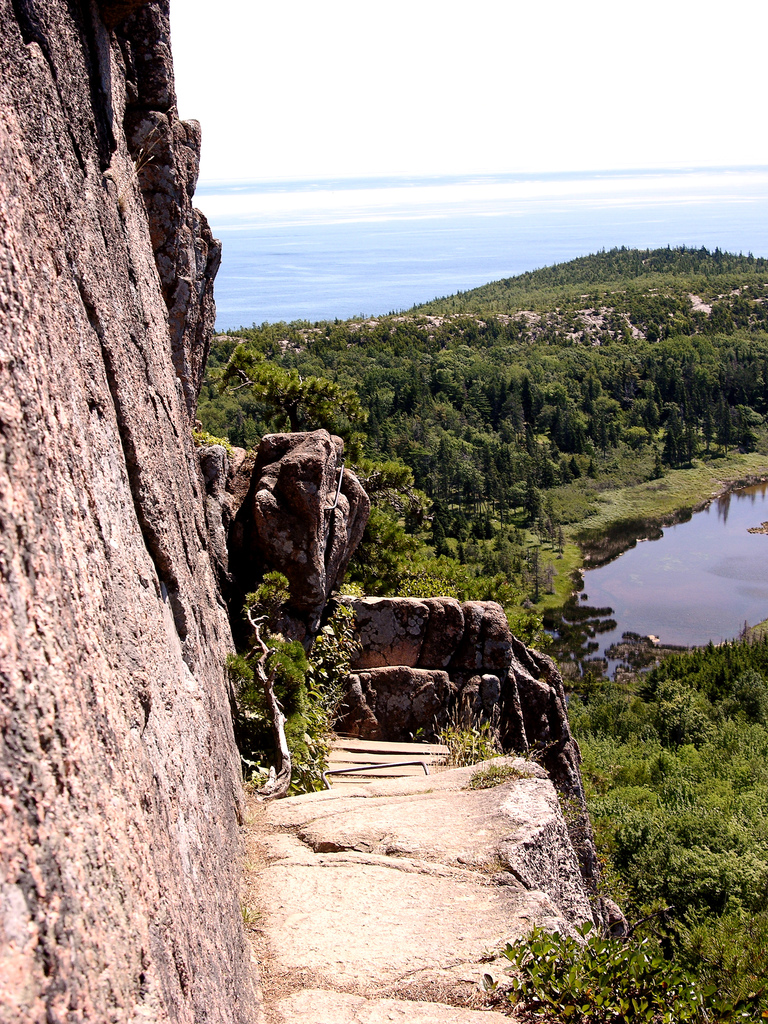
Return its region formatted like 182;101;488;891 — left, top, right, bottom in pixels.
322;759;430;790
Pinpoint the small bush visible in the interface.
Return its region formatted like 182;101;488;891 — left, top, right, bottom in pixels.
230;582;360;795
503;923;760;1022
231;581;364;794
192;429;234;454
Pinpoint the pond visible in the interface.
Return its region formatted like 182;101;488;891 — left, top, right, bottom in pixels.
579;483;768;665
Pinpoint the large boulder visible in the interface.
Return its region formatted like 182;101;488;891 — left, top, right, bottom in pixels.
338;666;456;740
351;597;431;669
198;443;235;588
417;597;465;668
447;601;486;676
228;431;369;635
196;443;257;595
344;597;578;774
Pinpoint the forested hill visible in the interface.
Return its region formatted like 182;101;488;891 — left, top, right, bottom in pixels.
413;245;768;316
198;245;768;617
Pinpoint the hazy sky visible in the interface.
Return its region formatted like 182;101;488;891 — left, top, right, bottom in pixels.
171;0;766;183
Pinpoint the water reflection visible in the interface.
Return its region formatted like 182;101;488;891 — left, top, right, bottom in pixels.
580;483;768;662
717;489;732;523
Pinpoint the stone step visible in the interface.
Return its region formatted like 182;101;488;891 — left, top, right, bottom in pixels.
327;763;434;778
328;750;446;766
331;735;449;756
325;735;450;786
276;990;513;1023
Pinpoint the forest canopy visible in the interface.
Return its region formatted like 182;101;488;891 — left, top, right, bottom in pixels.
199;246;768;616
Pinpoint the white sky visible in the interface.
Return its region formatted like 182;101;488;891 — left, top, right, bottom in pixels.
171;0;767;183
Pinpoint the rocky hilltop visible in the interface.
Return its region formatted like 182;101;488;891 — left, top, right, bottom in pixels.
0;2;255;1021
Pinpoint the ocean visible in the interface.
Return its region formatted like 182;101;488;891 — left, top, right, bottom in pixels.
194;167;768;330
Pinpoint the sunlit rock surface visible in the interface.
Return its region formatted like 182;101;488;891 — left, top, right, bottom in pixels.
0;1;257;1020
249;761;593;1017
227;430;370;637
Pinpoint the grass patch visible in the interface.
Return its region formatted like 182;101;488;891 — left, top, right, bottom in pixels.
534;540;583;612
468;761;527;789
438;709;501;766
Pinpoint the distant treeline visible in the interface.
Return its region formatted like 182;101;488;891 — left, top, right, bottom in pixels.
414;244;768;315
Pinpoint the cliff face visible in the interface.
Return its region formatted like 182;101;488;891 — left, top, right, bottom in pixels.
0;2;256;1021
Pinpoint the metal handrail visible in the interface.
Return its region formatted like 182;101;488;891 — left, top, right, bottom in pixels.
322;759;430;790
326;460;345;511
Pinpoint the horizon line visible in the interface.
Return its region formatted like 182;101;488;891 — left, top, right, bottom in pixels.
196;164;768;191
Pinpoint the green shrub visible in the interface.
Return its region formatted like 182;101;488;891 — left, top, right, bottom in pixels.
502;923;759;1022
573;639;768;1010
192;428;234;454
677;907;768;1010
230;581;360;794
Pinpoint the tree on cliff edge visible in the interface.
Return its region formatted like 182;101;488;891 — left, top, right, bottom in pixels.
220;344;366;435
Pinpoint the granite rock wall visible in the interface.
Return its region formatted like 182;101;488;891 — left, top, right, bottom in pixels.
0;2;257;1021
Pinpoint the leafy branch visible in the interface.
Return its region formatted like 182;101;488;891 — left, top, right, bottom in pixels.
219;345;366;435
242;606;292;800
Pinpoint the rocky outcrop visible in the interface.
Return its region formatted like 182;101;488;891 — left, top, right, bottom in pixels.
226;431;370;637
118;3;221;419
342;667;457;739
1;2;255;1022
337;597;603;898
246;760;594;1020
339;597;583;799
197;442;254;591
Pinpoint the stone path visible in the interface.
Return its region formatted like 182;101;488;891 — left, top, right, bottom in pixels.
242;758;594;1023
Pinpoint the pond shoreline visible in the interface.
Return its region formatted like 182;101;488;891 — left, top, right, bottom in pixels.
545;468;768;677
575;469;768;568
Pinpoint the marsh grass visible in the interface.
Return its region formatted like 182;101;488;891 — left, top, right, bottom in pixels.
574;451;768;538
534;540;582;611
